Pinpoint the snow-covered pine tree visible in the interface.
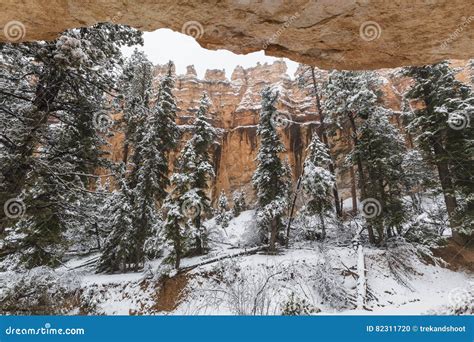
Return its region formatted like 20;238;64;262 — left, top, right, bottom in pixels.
301;134;334;240
216;191;230;228
118;49;155;164
187;93;217;254
163;94;216;265
0;24;142;269
252;87;292;252
321;70;381;243
401;149;437;212
162;199;186;269
122;60;180;267
351;108;408;243
164;141;195;268
97;175;135;273
296;64;341;216
232;190;247;217
403;61;474;244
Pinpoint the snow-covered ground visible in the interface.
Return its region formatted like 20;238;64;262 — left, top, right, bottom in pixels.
1;210;472;315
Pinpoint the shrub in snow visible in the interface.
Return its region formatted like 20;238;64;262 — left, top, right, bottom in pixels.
215;191;231;228
0;267;80;314
187;260;286;315
384;237;423;291
311;257;351;310
434;284;474;315
232;190;247;216
281;292;319;315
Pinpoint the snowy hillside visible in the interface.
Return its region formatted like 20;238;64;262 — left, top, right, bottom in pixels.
1;210;471;316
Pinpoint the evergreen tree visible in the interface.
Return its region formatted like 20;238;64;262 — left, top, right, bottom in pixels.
97;175;135;273
187;94;217;254
216;191;230;228
163;199;186;269
296;64;342;216
125;60;179;266
401;149;437;212
301;134;334;240
232;190;247;217
163;93;216;265
322;70;381;243
403;61;474;244
0;24;142;269
252;87;292;252
118;50;155;163
351;109;408;243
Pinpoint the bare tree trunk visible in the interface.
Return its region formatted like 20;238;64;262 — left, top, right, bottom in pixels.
350;165;357;215
285;171;304;248
347;113;376;244
319;212;326;240
269;217;278;252
122;142;129;164
356;242;367;310
432;136;460;242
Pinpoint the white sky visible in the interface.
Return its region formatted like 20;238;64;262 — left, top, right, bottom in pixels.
123;29;299;79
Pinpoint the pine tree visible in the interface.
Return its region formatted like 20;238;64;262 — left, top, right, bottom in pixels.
163;94;216;265
322;70;381;243
301;134;334;240
124;60;179;267
216;191;230;228
403;61;474;244
97;175;135;273
351;108;408;243
232;190;247;217
0;24;142;269
118;50;155;164
187;94;217;254
252;87;292;252
296;64;342;216
163;199;186;269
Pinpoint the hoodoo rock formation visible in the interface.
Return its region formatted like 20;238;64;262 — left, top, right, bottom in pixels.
107;60;473;205
1;0;473;70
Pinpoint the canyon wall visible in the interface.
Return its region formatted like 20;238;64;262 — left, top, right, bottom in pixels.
108;60;472;206
104;61;396;205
